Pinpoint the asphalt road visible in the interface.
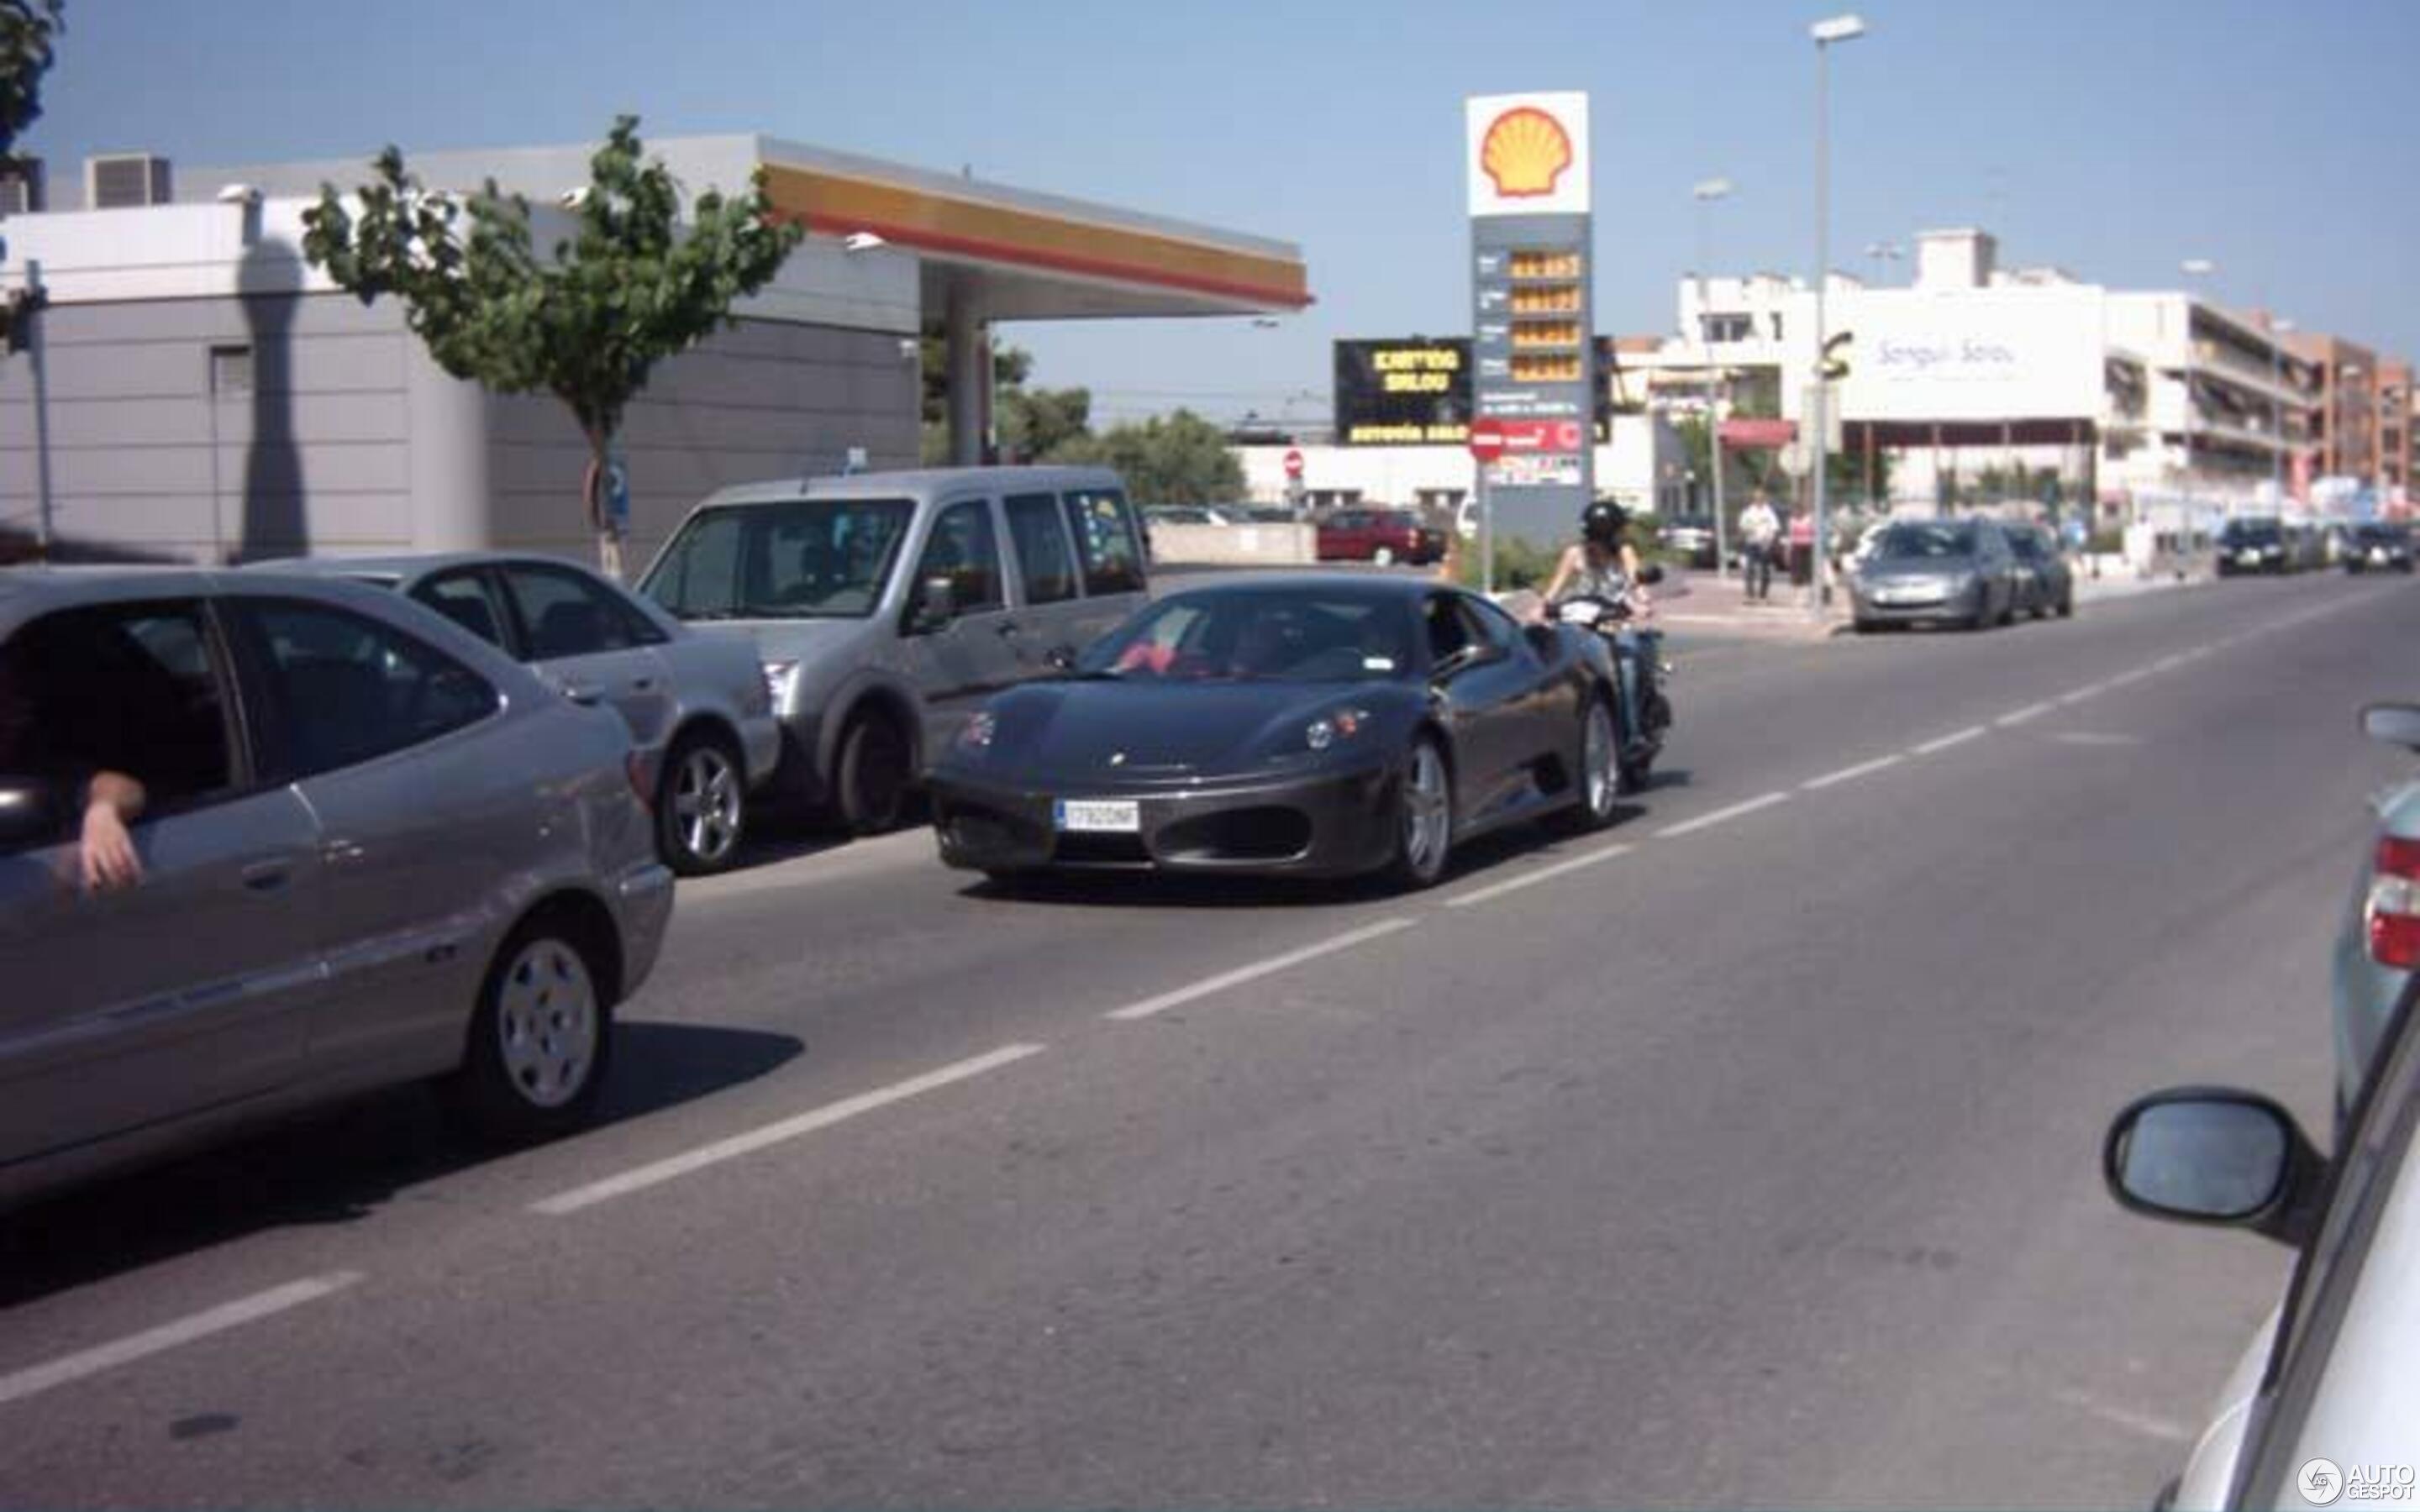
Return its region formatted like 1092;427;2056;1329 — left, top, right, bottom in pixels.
4;570;2414;1509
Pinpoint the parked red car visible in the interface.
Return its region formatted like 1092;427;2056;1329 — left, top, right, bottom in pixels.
1317;509;1446;566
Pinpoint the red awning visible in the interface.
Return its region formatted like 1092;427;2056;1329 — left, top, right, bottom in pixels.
1718;417;1798;449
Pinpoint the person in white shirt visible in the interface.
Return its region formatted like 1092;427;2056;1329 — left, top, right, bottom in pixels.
1737;492;1783;602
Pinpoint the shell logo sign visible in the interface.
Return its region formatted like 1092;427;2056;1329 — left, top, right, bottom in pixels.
1466;92;1590;217
1480;108;1574;199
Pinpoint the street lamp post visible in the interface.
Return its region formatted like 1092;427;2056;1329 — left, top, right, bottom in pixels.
1693;176;1733;580
1808;13;1867;621
2271;317;2296;510
2179;258;2216;574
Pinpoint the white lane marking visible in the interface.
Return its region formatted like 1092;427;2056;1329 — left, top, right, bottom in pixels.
1802;753;1906;791
2105;668;2149;689
0;1273;362;1410
1445;844;1634;910
1909;725;1986;757
1105;918;1417;1021
1994;701;2054;728
2152;653;2186;672
1654;791;1791;839
2056;681;2112;706
2050;1387;2194;1446
2054;732;2144;747
533;1044;1048;1215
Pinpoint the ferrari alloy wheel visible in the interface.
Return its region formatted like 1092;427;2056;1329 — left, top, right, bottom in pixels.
1390;736;1453;890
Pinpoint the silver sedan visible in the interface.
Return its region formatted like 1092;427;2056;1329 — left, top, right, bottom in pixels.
260;553;781;874
0;568;675;1210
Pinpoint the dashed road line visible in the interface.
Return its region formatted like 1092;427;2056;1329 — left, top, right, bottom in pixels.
1995;702;2054;727
2057;682;2112;706
1445;844;1634;909
1655;791;1791;839
532;1043;1049;1215
1802;753;1906;791
0;1273;363;1410
1106;918;1418;1021
1910;725;1986;757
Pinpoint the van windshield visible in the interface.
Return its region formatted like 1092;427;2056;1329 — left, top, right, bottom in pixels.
642;498;914;620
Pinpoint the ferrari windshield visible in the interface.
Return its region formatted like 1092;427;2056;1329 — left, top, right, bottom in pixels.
1080;588;1419;683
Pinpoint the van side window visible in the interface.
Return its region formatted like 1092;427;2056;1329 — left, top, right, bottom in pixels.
1064;489;1145;596
909;501;1005;620
1006;492;1080;605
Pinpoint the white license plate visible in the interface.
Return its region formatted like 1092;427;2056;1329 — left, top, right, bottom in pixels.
2239;549;2263;564
1055;799;1140;833
2374;549;2391;563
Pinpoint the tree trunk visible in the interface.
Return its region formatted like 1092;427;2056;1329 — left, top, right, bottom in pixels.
584;423;624;582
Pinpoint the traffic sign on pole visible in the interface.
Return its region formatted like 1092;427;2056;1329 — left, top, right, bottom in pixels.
1468;418;1508;464
1283;447;1305;480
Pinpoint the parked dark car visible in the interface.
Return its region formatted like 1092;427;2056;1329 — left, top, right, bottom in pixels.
929;575;1626;890
1849;519;2021;632
2344;522;2414;574
1317;509;1445;567
2214;517;2294;576
2001;522;2076;619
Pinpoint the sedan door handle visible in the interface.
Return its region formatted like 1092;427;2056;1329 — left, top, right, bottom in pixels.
240;861;292;894
630;676;659;692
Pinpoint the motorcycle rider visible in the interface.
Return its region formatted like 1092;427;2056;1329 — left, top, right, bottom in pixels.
1539;498;1656;753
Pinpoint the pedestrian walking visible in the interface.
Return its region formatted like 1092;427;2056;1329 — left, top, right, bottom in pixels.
1738;491;1782;602
1787;503;1816;592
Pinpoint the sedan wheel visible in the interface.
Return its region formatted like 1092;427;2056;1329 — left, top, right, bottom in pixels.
449;921;612;1146
659;732;744;875
1389;737;1453;890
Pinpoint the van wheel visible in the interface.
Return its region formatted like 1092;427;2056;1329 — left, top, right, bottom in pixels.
836;709;911;836
657;729;746;875
448;917;613;1147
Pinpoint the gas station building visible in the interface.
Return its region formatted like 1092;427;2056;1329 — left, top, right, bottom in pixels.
0;134;1309;564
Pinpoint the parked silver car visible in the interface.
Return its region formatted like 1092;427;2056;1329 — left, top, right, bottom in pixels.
1849;519;2023;632
260;553;780;875
638;467;1151;833
0;569;674;1210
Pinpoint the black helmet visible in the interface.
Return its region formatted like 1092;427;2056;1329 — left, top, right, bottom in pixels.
1581;499;1627;546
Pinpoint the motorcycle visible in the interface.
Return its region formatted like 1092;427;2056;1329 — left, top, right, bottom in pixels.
1552;568;1674;791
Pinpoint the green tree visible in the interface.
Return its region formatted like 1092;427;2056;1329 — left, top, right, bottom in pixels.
301;116;802;576
1056;409;1243;504
0;0;63;167
1000;384;1092;462
918;334;1047;463
1;2;64;353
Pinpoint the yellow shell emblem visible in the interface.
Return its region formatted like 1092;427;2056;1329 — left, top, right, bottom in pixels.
1481;107;1574;199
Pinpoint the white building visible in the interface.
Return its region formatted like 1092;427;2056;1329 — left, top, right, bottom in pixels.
1628;228;2325;528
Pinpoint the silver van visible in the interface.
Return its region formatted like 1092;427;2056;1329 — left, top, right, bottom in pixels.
637;467;1151;832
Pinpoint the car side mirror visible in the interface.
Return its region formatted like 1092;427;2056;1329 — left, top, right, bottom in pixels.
1637;563;1666;586
2103;1088;2326;1247
1046;645;1077;674
0;776;63;851
910;575;957;634
2363;702;2420;753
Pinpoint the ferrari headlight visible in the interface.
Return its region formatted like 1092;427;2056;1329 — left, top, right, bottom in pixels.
959;711;998;750
1305;709;1369;751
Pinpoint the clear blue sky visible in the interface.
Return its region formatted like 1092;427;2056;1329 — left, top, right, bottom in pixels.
27;0;2419;423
